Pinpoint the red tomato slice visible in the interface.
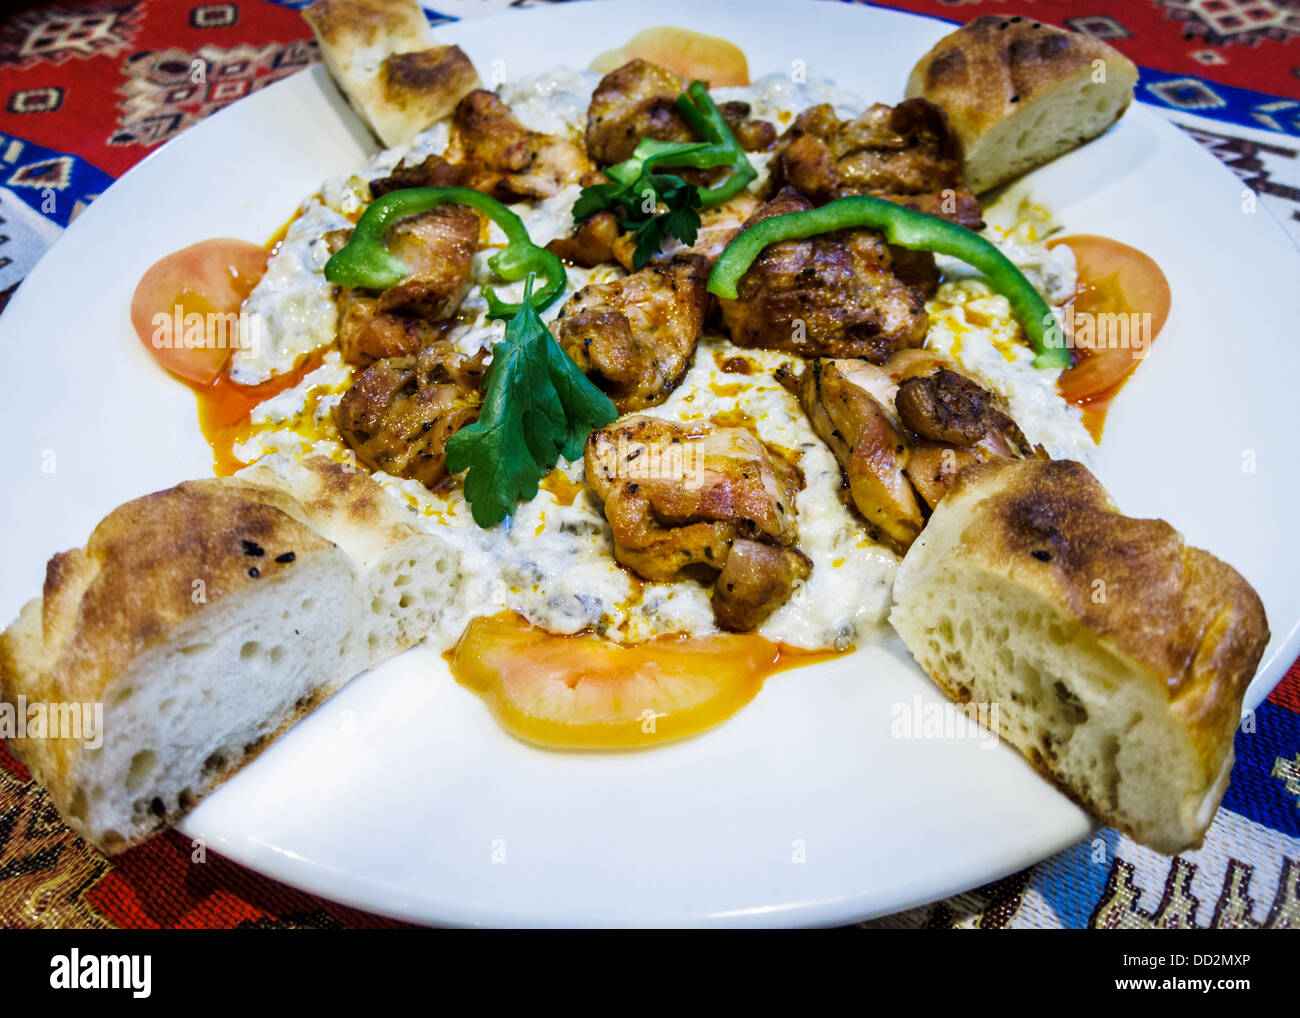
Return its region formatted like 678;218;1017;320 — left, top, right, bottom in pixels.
451;613;780;749
130;239;268;385
1049;234;1171;405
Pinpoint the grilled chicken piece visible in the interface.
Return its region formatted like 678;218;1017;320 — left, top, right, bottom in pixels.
712;539;811;631
773;99;984;229
781;353;1043;550
545;209;621;267
718;100;777;152
333;343;487;488
415;340;488;391
892;364;1041;508
584;416;806;625
895;367;1031;449
585;60;776;167
376;204;481;319
779;358;923;553
337;293;437;366
717;188;931;363
333;205;480;366
371;90;588;203
549;192;758;273
555;254;708;411
585;59;694;166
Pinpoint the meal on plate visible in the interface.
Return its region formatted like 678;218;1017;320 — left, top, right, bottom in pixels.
0;3;1268;859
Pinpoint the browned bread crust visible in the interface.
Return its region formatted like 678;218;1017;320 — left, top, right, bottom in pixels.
19;478;331;715
377;46;480;137
303;0;480;147
906;15;1137;193
0;478;343;840
0;457;471;853
952;458;1268;768
304;0;432;54
891;458;1270;852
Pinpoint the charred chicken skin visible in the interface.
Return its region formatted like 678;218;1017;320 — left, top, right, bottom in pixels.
717;187;933;363
779;353;1041;552
711;538;811;633
779;358;923;553
584;60;775;168
545;207;622;268
370;90;588;203
772;99;984;229
333;204;481;366
586;58;694;166
584;416;811;630
333;342;487;488
555;254;709;412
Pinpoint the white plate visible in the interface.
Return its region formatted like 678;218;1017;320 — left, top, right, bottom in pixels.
2;0;1297;927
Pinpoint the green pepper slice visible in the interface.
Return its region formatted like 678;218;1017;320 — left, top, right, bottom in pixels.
708;194;1072;370
324;185;568;320
673;81;757;207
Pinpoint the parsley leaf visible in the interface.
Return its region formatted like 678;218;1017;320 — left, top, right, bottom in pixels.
573;141;714;269
444;277;618;528
624;171;702;268
572;84;757;269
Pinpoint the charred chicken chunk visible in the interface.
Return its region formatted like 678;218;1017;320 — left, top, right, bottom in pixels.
890;361;1041;509
333;204;480;366
896;367;1033;450
584;60;775;167
773;99;984;229
333;343;487;488
717;100;778;152
781;354;1042;551
585;59;694;166
779;358;923;553
555;254;708;412
337;293;437;366
584;416;809;629
711;539;812;632
375;204;481;319
370;90;588;203
545;208;621;267
717;188;931;363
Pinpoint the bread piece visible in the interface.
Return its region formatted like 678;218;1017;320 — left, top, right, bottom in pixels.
303;0;480;148
238;454;465;663
0;457;466;854
905;15;1138;194
889;459;1268;854
0;477;361;854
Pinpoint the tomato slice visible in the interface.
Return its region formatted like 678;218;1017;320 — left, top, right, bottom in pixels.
595;27;750;87
451;613;781;749
130;239;268;385
1049;234;1171;406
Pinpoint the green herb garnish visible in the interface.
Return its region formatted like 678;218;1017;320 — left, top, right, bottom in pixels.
573;81;757;269
444;276;618;527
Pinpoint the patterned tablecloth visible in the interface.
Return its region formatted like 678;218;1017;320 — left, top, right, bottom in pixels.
0;0;1296;930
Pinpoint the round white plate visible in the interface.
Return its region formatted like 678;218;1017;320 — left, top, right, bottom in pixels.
2;0;1297;927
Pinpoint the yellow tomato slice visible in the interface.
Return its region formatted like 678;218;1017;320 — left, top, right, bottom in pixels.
451;613;782;748
130;238;268;385
1050;234;1171;406
591;26;750;87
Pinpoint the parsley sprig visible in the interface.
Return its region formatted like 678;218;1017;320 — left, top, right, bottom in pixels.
444;276;617;528
572;81;757;269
